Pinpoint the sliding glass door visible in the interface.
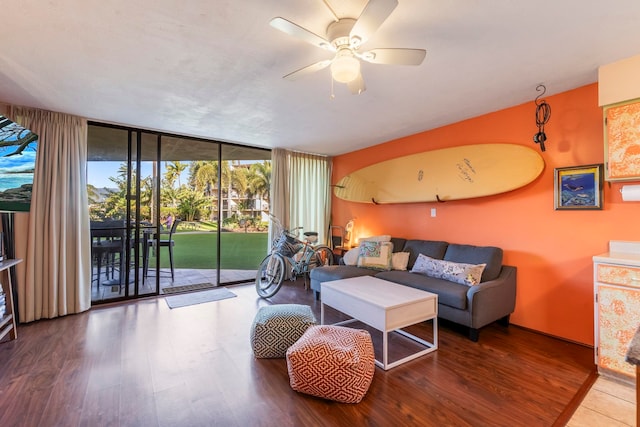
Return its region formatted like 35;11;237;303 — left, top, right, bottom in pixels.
87;123;270;304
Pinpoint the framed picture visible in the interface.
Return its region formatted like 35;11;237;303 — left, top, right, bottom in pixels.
554;164;604;210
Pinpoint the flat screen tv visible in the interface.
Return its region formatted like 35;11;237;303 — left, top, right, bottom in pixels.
0;115;38;212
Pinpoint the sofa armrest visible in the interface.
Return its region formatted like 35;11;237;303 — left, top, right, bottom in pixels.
466;265;517;329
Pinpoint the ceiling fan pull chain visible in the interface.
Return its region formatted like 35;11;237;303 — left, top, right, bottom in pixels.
330;76;336;100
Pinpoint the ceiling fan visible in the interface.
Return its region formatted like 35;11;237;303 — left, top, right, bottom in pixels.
270;0;426;95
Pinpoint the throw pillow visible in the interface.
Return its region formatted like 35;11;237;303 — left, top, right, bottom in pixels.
391;252;410;271
343;247;360;266
357;241;393;271
411;253;486;286
359;235;392;243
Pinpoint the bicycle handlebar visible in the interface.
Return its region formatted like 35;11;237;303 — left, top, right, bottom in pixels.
270;215;318;244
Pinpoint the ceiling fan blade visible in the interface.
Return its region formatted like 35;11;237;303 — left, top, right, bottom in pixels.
347;73;366;95
359;48;426;65
321;0;340;20
283;59;333;81
270;17;333;51
350;0;399;47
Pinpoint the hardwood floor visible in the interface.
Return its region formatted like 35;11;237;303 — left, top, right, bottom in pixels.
0;281;595;427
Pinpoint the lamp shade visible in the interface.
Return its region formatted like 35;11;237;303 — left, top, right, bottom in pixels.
331;51;360;83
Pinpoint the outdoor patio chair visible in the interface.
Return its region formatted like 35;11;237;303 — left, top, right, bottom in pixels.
143;219;180;281
90;220;126;291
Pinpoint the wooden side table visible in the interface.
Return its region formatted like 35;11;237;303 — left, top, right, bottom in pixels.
0;258;22;343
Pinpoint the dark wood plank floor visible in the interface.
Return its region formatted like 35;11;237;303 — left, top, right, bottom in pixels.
0;281;594;427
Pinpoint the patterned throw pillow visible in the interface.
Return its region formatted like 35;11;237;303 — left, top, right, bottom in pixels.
411;253;486;286
357;241;393;271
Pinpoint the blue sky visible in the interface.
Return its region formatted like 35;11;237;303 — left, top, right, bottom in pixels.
87;161;166;189
87;162;121;188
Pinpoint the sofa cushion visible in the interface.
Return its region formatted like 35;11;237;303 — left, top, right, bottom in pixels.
310;265;378;283
390;237;407;253
357;241;393;271
375;270;469;310
411;254;485;286
402;240;449;269
444;244;503;282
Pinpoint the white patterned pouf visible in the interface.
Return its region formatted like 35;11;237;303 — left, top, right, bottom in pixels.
250;304;317;358
286;325;375;403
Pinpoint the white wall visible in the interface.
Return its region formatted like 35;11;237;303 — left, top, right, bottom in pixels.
598;54;640;105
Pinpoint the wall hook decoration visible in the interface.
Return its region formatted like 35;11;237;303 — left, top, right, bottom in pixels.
533;84;551;152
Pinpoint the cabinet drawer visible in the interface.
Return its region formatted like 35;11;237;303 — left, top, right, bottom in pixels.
596;264;640;286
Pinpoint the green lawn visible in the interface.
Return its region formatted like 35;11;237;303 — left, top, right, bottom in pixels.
148;232;268;270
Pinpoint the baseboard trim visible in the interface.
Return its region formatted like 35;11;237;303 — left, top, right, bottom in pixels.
510;323;593;349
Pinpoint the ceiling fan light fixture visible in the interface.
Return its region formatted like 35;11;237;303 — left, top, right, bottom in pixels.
331;50;360;83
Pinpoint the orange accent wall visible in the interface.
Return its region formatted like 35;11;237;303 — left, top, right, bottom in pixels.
332;83;640;346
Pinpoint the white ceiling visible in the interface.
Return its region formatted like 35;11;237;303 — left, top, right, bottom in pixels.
1;1;640;156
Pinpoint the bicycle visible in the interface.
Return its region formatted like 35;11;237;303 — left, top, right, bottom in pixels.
255;216;334;298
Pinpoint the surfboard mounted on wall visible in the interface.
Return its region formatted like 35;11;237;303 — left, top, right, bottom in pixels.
333;143;545;204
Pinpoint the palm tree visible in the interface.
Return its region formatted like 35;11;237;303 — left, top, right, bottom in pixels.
161;183;179;208
101;163;129;219
177;188;208;222
248;161;271;206
232;164;249;197
165;161;188;188
162;161;188;213
192;161;217;195
139;175;154;220
219;161;232;195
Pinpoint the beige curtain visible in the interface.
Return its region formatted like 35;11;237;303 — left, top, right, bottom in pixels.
270;148;332;245
289;151;332;244
10;106;91;322
270;148;290;229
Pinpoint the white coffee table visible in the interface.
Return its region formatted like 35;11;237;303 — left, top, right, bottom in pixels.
321;276;438;370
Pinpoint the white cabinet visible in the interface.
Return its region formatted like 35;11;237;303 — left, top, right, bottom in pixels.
593;241;640;381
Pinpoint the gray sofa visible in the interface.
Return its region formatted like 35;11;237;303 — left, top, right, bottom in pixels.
309;238;517;341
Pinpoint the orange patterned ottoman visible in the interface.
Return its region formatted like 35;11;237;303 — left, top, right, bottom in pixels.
250;304;317;358
286;325;375;403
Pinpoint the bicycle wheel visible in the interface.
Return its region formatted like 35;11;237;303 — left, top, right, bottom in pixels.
312;246;335;268
255;254;286;298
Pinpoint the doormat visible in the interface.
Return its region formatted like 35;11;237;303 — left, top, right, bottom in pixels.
162;283;216;294
165;288;237;309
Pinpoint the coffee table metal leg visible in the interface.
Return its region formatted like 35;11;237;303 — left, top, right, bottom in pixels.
383;331;388;369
